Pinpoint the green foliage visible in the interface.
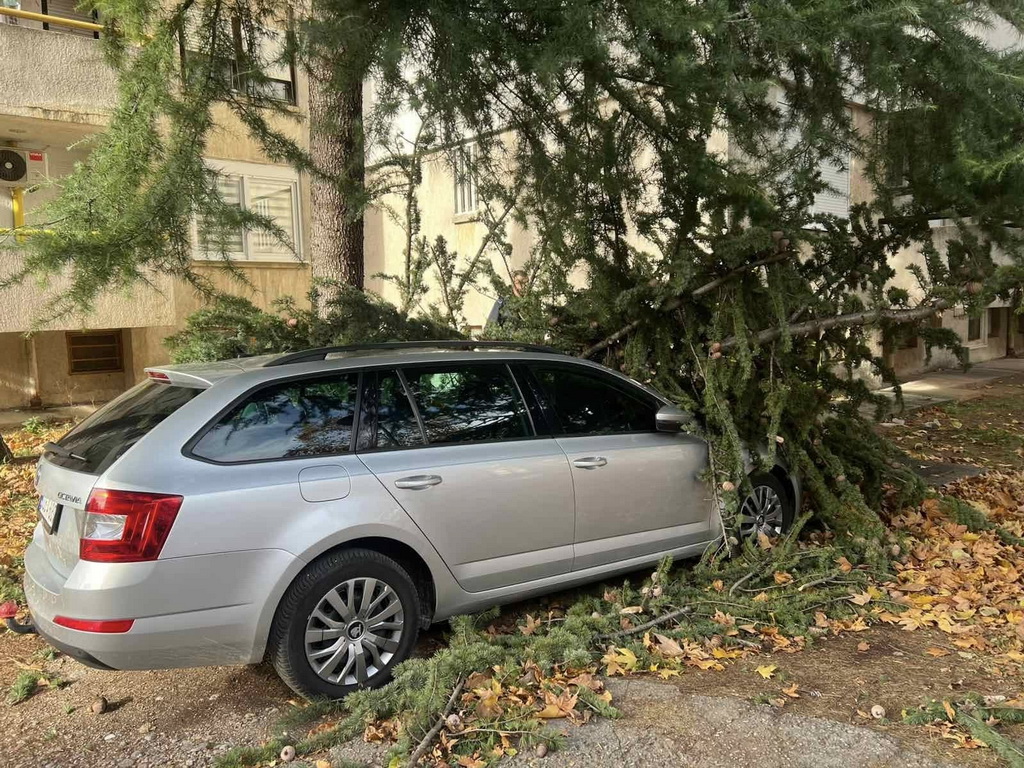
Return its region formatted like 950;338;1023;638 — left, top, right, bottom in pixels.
904;694;1024;767
6;671;41;706
165;281;461;363
20;418;47;437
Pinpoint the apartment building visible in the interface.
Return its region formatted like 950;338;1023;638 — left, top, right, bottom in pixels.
0;2;312;408
0;5;1018;409
365;99;1022;378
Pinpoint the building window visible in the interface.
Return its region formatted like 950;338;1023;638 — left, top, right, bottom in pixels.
778;98;852;220
454;143;479;216
988;308;1003;338
967;315;983;342
67;330;123;375
894;326;919;350
180;17;296;105
194;164;301;261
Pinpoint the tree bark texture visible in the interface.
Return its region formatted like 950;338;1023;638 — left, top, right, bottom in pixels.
307;50;366;295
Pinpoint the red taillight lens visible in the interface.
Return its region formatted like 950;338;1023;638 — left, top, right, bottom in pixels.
53;616;134;633
80;489;183;563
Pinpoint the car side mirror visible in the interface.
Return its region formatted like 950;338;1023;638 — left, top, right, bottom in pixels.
656;404;693;433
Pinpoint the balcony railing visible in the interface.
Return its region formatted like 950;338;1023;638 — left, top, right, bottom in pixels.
0;0;102;37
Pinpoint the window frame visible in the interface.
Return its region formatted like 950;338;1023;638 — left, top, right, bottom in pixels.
66;330;124;376
988;307;1003;339
192;162;303;262
453;143;480;218
966;314;985;344
182;369;363;466
353;362;539;455
527;362;663;437
179;17;297;106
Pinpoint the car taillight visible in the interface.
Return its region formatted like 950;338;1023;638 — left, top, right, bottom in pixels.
53;616;134;633
80;489;183;563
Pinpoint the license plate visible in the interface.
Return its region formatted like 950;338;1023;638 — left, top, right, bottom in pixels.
38;497;61;534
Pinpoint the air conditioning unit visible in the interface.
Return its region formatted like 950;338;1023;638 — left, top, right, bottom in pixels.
0;147;48;189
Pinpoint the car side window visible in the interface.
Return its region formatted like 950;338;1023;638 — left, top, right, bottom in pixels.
355;370;424;451
191;373;358;462
531;365;657;435
402;364;531;446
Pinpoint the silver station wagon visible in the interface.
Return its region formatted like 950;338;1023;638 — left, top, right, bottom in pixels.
24;342;797;699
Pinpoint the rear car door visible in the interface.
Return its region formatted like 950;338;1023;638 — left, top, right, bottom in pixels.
184;372;374;549
529;363;715;571
356;363;575;592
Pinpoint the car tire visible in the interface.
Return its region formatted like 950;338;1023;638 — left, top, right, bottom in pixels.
269;547;421;700
738;472;794;540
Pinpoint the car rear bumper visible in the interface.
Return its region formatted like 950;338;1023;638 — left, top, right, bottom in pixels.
23;530;298;670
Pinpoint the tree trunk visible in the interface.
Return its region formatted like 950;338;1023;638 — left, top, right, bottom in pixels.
307;51;365;298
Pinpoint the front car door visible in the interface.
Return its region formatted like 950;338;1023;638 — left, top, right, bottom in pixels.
356;363;575;593
528;363;716;571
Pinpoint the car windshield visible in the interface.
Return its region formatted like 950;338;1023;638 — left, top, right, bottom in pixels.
51;381;203;474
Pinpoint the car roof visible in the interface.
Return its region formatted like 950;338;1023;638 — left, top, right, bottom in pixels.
144;342;669;405
145;342;571;387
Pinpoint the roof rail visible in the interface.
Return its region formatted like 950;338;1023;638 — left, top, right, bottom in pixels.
262;340;566;367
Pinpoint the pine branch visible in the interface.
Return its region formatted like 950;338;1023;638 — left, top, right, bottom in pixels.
720;299;951;350
406;676;465;768
579;250;791;359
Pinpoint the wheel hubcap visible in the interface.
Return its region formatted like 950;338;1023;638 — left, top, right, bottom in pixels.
304;577;404;686
738;485;784;539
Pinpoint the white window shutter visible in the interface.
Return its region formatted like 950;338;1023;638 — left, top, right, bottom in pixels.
812;155;851;219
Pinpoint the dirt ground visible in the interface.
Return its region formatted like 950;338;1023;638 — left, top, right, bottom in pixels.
5;602;1017;767
0;372;1022;767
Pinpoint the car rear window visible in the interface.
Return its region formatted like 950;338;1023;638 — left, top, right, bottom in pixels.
51;381;203;474
190;373;359;463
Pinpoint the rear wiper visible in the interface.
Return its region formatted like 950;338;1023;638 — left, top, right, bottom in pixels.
42;442;87;463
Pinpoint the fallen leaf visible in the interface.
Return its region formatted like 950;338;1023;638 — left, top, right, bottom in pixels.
857;642;871;652
782;683;800;698
755;664;777;679
925;647;951;657
519;614;542;636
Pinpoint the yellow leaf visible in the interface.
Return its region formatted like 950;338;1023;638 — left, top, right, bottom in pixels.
711;646;744;660
658;668;681;679
602;646;639;676
943;700;956;721
755;664;777;679
849;591;873;606
711;579;724;592
752;591;770;603
620;606;644;615
457;756;487;768
315;761;331;768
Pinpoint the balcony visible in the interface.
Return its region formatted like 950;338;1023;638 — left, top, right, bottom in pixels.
0;3;115;126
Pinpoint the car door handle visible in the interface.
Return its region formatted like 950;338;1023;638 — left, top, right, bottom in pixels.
572;456;608;469
394;474;443;490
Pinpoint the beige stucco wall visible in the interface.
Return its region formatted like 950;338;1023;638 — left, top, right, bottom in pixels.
0;23;115;127
0;334;32;409
365;149;537;328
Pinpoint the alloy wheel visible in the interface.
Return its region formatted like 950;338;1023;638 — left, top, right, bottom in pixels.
738;484;785;539
304;577;404;685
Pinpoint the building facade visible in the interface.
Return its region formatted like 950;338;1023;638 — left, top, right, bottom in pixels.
0;3;312;408
0;5;1019;409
